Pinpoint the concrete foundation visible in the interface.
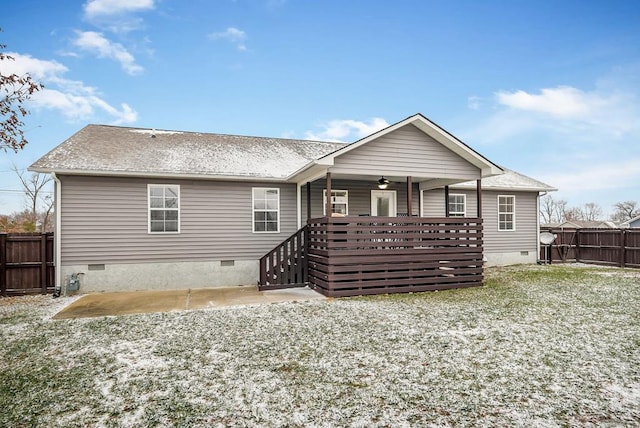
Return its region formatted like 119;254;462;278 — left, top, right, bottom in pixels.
484;250;538;266
61;251;539;293
61;259;259;293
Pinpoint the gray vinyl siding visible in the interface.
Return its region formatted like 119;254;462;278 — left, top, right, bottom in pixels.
301;179;420;219
423;189;538;253
329;124;480;180
422;189;478;218
482;191;538;253
59;175;298;265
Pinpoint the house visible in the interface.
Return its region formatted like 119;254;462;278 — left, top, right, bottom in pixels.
619;215;640;228
429;168;556;266
546;220;618;229
30;113;556;297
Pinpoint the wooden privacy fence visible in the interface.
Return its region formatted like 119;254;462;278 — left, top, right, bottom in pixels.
307;216;484;297
0;233;55;296
540;228;640;268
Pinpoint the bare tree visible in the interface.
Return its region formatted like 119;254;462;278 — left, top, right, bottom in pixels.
1;31;43;153
13;165;53;231
581;202;603;221
556;199;569;222
610;201;640;222
540;195;555;224
540;195;571;223
543;198;606;224
565;207;585;222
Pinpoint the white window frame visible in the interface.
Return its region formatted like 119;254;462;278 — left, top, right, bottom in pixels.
252;187;280;233
148;184;180;234
498;195;516;231
323;189;349;216
448;193;466;217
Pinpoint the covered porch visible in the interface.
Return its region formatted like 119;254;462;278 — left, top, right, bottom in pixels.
260;173;485;297
260;114;501;297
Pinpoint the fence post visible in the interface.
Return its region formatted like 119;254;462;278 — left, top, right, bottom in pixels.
575;229;581;263
0;233;6;297
49;233;55;291
621;230;627;268
40;233;48;294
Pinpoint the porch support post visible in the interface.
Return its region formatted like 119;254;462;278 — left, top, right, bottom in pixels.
444;185;450;217
406;176;413;216
476;179;482;217
325;172;332;217
306;182;311;222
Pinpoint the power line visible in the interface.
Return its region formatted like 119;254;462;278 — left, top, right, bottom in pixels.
0;189;54;194
0;168;28;173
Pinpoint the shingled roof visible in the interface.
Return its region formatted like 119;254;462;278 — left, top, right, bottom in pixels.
30;121;554;193
30;124;347;180
452;168;556;192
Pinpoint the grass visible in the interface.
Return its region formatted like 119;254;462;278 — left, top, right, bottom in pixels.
1;264;639;427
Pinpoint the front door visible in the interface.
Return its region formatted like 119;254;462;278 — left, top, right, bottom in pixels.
371;190;397;216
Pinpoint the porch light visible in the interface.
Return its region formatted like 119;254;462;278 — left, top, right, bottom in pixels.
377;176;390;189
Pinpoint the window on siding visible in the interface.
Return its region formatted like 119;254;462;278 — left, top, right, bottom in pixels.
148;184;180;233
323;189;348;216
498;195;515;231
448;194;466;217
253;188;280;232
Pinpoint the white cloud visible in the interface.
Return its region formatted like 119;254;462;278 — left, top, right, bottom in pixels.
209;27;248;51
1;52;68;81
494;85;638;137
3;52;138;125
84;0;154;19
73;31;143;75
467;96;482;110
463;79;639;146
83;0;154;33
496;86;612;119
458;68;640;215
304;118;390;142
540;158;640;194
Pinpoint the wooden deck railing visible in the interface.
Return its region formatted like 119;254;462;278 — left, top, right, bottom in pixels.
258;226;309;290
306;216;484;297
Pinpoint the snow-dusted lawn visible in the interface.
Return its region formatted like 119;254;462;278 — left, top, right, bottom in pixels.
1;264;639;427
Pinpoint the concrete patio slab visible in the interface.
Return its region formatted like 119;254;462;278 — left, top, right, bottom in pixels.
53;286;325;319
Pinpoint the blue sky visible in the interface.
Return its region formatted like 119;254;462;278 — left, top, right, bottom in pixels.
1;0;639;217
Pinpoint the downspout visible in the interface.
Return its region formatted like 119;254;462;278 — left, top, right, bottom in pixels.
536;191;548;264
51;172;62;295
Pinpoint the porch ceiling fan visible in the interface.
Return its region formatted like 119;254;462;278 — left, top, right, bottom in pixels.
377;176;390;189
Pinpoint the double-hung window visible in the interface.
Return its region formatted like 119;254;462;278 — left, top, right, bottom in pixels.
253;188;280;232
323;189;348;216
498;195;515;231
148;184;180;233
448;194;466;217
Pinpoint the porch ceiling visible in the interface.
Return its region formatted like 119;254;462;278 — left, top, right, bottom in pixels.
309;172;475;187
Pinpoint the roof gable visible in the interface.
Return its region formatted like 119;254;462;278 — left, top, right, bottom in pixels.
620;214;640;227
327;123;481;181
313;113;503;177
